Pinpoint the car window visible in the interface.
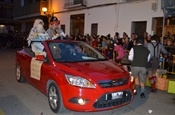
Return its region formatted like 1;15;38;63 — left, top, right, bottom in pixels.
48;42;107;62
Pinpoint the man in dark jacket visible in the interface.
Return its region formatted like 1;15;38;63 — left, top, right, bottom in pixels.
128;37;151;98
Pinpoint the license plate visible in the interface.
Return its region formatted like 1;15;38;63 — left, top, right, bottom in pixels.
112;92;123;99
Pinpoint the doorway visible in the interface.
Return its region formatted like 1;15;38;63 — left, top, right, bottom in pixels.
70;14;85;35
131;21;147;37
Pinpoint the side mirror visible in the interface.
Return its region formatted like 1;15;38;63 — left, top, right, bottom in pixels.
35;55;45;61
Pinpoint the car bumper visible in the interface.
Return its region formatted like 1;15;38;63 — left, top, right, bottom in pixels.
61;85;134;112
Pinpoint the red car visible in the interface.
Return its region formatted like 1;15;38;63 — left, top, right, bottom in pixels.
16;40;135;113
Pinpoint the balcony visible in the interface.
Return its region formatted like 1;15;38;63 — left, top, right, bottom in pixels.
64;0;87;9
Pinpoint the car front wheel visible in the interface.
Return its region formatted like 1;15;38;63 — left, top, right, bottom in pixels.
16;64;25;82
48;82;66;113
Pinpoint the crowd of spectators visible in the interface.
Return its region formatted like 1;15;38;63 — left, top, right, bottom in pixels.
64;32;137;61
65;32;175;60
0;31;175;72
1;31;175;53
64;32;175;73
0;32;28;48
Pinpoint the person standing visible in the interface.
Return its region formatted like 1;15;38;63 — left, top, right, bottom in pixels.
46;16;65;40
101;36;108;56
113;32;122;45
114;42;127;62
145;35;168;92
90;35;97;48
96;36;102;53
106;39;114;59
128;33;136;51
128;37;151;98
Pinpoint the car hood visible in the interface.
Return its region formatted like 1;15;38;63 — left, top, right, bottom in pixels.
55;61;128;81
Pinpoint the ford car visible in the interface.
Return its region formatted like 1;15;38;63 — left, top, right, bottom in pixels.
16;40;135;113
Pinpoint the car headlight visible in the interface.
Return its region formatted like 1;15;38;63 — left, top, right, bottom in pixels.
129;72;134;82
65;74;95;88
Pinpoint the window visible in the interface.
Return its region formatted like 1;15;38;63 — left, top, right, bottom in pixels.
74;0;83;4
61;25;65;33
91;23;98;35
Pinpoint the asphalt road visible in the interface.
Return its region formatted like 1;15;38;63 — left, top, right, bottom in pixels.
0;48;175;115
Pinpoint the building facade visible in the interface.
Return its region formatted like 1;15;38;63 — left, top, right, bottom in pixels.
13;0;49;32
50;0;175;38
9;0;175;39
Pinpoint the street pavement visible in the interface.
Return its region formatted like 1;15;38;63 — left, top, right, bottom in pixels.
0;48;175;115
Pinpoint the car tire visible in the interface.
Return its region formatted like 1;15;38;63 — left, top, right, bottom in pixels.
16;64;25;82
48;82;66;113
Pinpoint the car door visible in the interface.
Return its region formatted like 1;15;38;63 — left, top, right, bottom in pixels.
29;54;52;94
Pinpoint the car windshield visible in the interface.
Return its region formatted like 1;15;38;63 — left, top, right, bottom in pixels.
48;41;107;62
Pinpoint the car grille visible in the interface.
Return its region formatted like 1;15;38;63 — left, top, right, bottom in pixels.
98;78;128;88
93;90;132;109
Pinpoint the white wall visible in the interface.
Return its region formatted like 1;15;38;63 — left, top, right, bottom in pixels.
118;0;164;36
85;5;118;36
54;5;118;36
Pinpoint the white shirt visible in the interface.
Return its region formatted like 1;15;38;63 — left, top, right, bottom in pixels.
128;44;151;62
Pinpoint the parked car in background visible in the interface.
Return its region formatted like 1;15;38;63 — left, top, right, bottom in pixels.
16;40;135;113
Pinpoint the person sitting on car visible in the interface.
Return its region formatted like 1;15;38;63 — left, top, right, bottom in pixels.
27;19;49;56
46;16;65;40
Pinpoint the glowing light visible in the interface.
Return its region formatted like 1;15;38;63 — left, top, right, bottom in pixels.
0;25;5;28
78;98;86;105
42;7;47;13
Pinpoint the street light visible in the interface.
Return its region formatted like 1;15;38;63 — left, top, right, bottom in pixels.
42;7;53;18
42;7;48;14
42;6;54;29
